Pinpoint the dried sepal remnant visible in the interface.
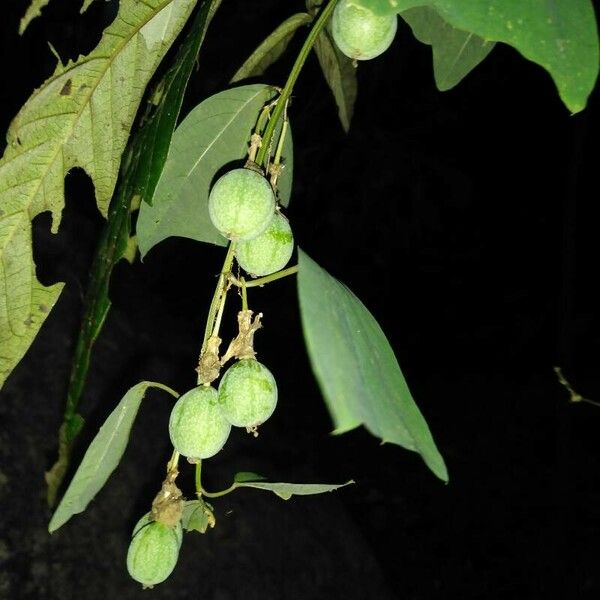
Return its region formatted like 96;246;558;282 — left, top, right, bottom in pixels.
151;469;183;528
221;310;263;365
197;335;222;384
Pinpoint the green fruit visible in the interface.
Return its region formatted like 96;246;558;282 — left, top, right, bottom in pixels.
218;359;278;429
169;385;231;460
208;168;276;241
331;0;397;61
127;520;180;587
133;513;183;548
235;211;294;277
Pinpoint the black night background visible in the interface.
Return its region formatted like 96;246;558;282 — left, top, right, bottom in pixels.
1;1;599;598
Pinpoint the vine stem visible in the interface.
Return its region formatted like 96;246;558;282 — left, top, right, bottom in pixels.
200;243;236;354
255;0;338;168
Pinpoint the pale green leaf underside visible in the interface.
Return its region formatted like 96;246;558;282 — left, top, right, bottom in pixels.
313;29;357;132
297;249;448;482
236;479;354;500
80;0;96;14
19;0;51;35
137;84;294;257
231;13;312;82
0;0;196;390
401;6;495;90
362;0;598;113
48;381;179;533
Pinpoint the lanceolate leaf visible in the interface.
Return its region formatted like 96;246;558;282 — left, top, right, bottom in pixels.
313;29;357;132
80;0;96;14
137;84;294;256
297;249;448;482
400;6;494;91
48;381;179;533
45;0;221;507
0;0;196;391
231;13;313;82
359;0;599;112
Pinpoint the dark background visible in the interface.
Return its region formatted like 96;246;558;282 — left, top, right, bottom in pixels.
1;0;599;598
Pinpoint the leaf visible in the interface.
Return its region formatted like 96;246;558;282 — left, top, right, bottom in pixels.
400;6;494;91
233;471;267;483
45;0;222;507
358;0;599;112
137;84;294;257
235;480;354;500
0;0;196;391
313;29;357;132
19;0;51;35
80;0;96;14
231;13;313;82
48;381;179;533
297;249;448;482
181;499;215;533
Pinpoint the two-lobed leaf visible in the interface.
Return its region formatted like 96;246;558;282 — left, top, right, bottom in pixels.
137;84;294;256
358;0;599;112
48;381;179;533
313;29;358;132
297;249;448;482
0;0;197;391
400;7;494;91
235;479;354;500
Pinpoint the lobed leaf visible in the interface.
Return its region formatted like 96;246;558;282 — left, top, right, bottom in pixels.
400;6;494;91
235;479;354;500
48;381;179;533
0;0;197;391
231;13;313;82
137;84;294;256
358;0;599;112
19;0;51;35
313;28;358;132
45;0;222;506
297;249;448;482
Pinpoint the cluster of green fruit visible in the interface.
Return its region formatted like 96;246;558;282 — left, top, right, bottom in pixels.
126;166;289;588
127;357;278;587
208;166;294;276
331;0;398;61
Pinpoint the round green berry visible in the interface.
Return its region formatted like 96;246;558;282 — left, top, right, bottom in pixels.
235;211;294;277
218;359;278;429
331;0;397;61
208;168;276;241
127;520;180;588
133;513;183;548
169;385;231;460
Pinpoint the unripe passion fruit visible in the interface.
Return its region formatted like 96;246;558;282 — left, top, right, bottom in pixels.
133;513;183;548
331;0;398;61
126;520;180;587
218;359;278;429
169;385;231;460
235;211;294;277
208;168;276;241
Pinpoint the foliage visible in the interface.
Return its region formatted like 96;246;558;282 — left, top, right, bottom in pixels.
1;0;598;590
